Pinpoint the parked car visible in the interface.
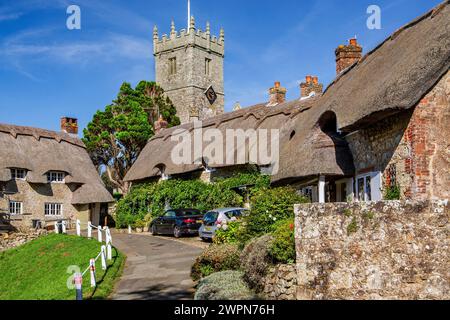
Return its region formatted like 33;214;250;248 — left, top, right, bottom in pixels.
198;208;248;241
149;209;204;238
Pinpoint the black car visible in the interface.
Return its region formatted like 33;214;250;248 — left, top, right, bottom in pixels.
149;209;204;238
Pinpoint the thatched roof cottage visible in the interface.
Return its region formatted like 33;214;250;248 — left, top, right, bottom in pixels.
0;118;113;230
127;1;449;203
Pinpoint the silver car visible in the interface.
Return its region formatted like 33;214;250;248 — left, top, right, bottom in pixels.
198;207;248;241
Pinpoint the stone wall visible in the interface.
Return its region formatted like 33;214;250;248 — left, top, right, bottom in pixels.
263;264;297;300
294;200;449;300
0;229;48;252
346;70;450;200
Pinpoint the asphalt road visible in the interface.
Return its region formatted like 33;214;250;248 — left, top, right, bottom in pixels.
111;232;203;300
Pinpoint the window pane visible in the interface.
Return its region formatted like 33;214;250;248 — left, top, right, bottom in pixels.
366;177;372;201
358;178;365;201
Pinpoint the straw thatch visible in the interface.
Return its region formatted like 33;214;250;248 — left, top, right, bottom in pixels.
0;123;113;204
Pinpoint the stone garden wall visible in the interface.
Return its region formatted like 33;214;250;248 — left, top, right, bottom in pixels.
263;264;297;300
294;200;449;300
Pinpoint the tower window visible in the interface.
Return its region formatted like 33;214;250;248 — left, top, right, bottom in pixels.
205;58;211;76
169;57;177;75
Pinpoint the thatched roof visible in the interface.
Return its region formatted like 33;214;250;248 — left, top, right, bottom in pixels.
0;123;113;204
125;1;449;184
274;1;450;183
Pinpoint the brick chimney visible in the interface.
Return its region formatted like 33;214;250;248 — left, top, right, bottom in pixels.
300;75;323;99
335;37;363;75
154;115;168;134
267;82;287;107
60;117;78;136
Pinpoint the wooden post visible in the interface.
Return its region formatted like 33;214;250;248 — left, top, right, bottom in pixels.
107;243;112;261
55;222;60;234
318;175;326;204
87;222;92;239
101;246;107;270
73;272;83;300
98;227;102;242
128;225;131;234
76;220;81;237
62;221;67;234
89;258;96;287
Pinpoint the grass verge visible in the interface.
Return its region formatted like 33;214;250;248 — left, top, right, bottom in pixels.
0;233;125;300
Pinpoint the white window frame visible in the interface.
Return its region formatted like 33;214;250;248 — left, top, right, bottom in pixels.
355;172;382;202
11;168;27;180
45;203;63;217
47;171;65;183
9;201;23;215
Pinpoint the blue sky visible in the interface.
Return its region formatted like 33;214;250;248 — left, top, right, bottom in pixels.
0;0;442;133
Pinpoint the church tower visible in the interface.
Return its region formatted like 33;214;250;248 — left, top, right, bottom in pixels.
153;17;225;124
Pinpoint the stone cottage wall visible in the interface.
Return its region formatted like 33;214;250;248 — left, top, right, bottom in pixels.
346;70;450;200
263;264;297;300
294;200;449;300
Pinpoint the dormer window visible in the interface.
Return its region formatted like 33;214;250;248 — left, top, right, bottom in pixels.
11;168;27;180
47;171;65;183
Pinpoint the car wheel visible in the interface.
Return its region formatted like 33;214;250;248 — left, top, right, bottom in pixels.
150;224;158;236
173;226;182;238
201;237;209;242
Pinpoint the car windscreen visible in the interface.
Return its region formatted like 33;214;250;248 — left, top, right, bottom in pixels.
176;210;201;217
203;212;219;223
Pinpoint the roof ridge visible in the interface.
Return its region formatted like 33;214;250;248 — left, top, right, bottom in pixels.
0;122;85;148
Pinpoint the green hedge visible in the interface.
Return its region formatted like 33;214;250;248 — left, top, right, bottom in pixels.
115;179;243;228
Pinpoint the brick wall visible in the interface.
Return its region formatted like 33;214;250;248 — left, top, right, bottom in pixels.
294;200;449;300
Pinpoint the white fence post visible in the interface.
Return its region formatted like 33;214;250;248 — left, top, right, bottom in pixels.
128;225;131;234
87;222;92;239
55;222;60;234
62;221;67;234
76;220;81;237
89;258;96;287
98;227;102;243
107;243;112;261
74;272;83;300
101;246;107;270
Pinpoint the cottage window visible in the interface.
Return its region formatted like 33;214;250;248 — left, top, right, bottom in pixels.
9;201;23;215
11;168;26;180
356;172;382;202
47;171;65;183
45;203;62;216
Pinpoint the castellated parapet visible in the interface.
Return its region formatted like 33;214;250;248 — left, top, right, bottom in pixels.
153;17;225;124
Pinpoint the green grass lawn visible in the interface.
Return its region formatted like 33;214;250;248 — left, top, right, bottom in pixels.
0;233;125;300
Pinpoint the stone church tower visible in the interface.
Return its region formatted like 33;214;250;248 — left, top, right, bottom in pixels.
153;17;225;124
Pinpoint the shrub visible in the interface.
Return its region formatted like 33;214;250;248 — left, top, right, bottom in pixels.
191;244;241;281
115;180;243;229
240;235;274;293
384;185;401;200
213;220;245;245
243;187;307;240
269;219;296;264
194;271;256;300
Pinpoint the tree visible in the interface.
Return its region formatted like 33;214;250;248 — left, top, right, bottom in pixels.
83;81;180;194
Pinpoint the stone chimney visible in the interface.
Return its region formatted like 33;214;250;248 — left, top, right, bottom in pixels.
335;37;363;75
267;82;287;107
300;75;323;99
60;117;78;136
154;115;168;134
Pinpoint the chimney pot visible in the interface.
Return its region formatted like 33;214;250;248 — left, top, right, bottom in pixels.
312;76;319;85
306;75;312;84
61;117;78;136
335;37;363;75
154;115;169;134
268;82;287;107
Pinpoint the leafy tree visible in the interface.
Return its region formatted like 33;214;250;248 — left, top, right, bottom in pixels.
83;81;180;194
